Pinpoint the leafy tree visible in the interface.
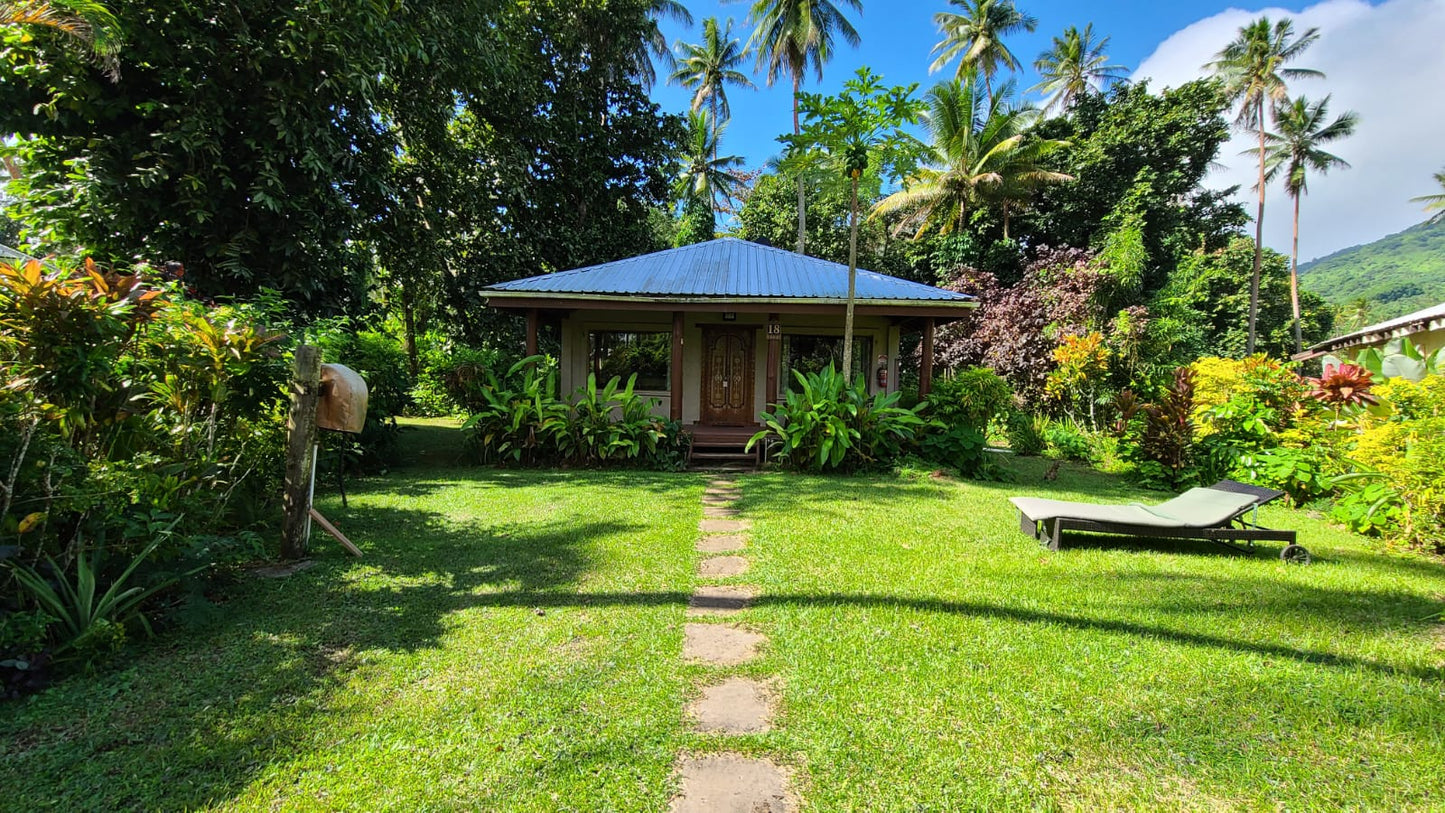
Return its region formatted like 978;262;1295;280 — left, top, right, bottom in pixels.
1024;79;1246;291
1258;94;1357;352
1206;16;1321;354
1031;23;1128;114
0;0;119;78
0;0;681;331
670;16;755;150
929;0;1037;95
873;75;1069;239
1411;167;1445;224
1155;237;1333;360
786;67;926;374
675;194;715;246
744;0;863;253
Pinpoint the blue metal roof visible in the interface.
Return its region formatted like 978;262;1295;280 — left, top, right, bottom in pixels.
484;238;974;304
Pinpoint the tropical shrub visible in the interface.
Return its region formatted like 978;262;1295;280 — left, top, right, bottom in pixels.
1045;332;1111;428
308;319;413;471
1339;376;1445;551
1;258;292;673
1115;368;1197;490
927;367;1014;436
750;366;926;472
461;356;687;470
1005;409;1048;456
1043;419;1094;462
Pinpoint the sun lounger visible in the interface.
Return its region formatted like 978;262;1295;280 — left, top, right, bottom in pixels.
1010;480;1308;562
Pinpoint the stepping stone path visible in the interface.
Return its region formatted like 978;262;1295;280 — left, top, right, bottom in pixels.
672;475;792;812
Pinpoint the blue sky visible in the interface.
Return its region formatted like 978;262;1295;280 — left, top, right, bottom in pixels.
651;1;1312;171
649;1;1445;263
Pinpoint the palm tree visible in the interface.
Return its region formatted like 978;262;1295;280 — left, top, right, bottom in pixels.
1031;23;1128;114
872;76;1071;239
1205;16;1321;354
744;0;863;253
1410;168;1445;224
1258;94;1358;353
1338;298;1373;332
0;0;120;78
930;0;1038;96
669;17;756;155
675;109;746;212
634;0;695;88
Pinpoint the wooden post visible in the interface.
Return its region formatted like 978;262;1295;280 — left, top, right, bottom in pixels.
670;311;684;421
281;345;322;560
765;313;781;408
525;308;539;357
920;318;935;398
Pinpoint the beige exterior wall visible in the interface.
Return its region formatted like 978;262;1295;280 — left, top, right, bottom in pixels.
559;310;902;425
1337;326;1445;358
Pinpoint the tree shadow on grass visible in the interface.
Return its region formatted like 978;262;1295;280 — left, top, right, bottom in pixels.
0;505;652;809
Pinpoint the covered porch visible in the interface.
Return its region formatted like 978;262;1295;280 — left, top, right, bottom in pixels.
483;238;976;429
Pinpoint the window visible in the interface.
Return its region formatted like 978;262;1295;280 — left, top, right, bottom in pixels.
780;334;872;389
588;331;671;391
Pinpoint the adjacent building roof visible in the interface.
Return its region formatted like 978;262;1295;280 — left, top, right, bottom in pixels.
1307;301;1445;354
483;238;975;308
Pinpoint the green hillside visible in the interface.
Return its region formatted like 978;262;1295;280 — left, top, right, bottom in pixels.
1299;218;1445;321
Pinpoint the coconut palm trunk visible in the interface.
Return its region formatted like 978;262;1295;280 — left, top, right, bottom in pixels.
793;73;806;254
1248;97;1266;355
1289;191;1303;353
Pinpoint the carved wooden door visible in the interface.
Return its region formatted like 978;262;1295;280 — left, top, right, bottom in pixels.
700;327;754;425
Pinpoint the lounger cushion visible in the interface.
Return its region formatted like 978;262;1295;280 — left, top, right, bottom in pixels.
1010;487;1261;529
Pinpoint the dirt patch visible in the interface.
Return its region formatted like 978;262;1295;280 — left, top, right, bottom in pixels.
688;585;756;616
670;753;792;813
699;556;749;578
682;623;765;665
688;677;775;734
252;560;318;579
700;519;751;534
697;534;746;553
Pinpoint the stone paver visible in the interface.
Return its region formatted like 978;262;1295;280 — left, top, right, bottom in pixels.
696;534;746;553
688;585;755;616
688;678;774;734
699;555;749;577
700;518;750;533
701;494;737;505
703;505;740;518
682;623;764;665
670;755;791;813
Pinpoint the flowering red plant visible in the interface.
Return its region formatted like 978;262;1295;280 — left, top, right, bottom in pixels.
1308;363;1379;409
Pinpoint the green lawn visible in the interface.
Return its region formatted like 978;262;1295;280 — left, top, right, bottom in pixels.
3;421;1444;809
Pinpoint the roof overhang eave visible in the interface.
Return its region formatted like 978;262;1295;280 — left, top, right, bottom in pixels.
481;290;977;310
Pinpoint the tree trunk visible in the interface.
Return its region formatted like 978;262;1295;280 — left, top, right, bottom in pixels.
1002;201;1011;240
793;72;806;254
401;284;419;377
842;175;860;381
1290;191;1303;354
1247;97;1266;355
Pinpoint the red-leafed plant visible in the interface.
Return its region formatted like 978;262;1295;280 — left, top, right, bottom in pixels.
1308;363;1379;413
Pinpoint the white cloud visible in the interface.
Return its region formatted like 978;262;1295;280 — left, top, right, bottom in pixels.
1133;0;1445;262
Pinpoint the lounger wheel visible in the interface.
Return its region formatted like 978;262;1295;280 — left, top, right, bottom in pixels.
1279;544;1311;564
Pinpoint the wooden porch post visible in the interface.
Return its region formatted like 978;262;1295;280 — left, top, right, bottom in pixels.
920;317;935;398
670;311;684;421
525;308;539;357
765;313;781;408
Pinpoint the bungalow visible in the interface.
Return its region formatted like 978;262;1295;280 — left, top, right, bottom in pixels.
1305;301;1445;359
481;238;976;442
